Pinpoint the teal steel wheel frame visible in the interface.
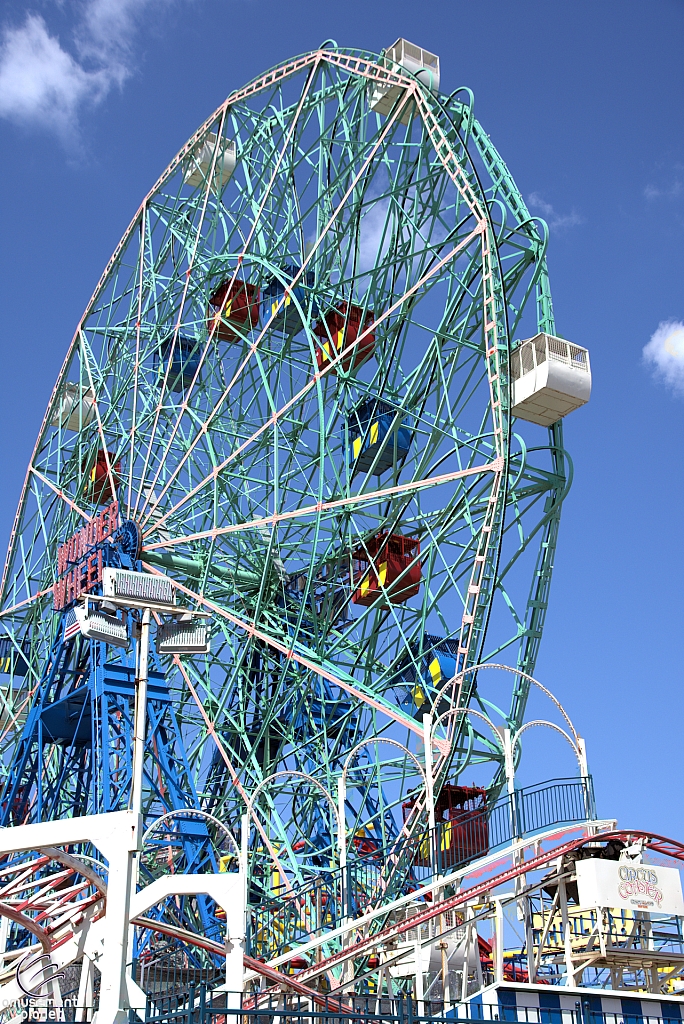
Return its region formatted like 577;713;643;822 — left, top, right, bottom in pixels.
0;43;571;910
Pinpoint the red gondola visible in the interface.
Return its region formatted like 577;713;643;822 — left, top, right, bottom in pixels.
207;279;260;341
352;828;380;856
84;450;121;506
314;302;375;373
403;784;489;867
352;533;421;606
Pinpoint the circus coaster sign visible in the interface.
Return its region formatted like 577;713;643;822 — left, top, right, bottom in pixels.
577;858;684;916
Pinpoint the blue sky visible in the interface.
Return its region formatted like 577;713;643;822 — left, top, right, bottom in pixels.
0;0;682;835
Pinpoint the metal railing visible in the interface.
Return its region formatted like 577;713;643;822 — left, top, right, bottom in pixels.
1;994;676;1024
137;987;683;1024
516;776;595;836
247;776;595;958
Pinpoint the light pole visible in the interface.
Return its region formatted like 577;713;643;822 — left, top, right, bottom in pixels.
83;569;212;816
422;714;437;837
76;568;212;1017
131;607;151;819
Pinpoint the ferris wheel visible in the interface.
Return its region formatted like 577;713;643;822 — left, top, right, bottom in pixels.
0;40;579;912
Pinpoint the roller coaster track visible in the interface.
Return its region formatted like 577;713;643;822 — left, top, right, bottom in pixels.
140;827;684;1008
241;828;684;1004
2;828;683;1009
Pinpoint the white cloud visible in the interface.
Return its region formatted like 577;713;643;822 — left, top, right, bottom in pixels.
643;320;684;395
527;192;583;230
0;1;174;142
0;15;108;138
77;0;147;69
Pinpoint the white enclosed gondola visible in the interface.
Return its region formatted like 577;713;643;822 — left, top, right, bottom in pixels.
369;39;440;124
184;133;236;192
511;333;591;426
50;382;95;432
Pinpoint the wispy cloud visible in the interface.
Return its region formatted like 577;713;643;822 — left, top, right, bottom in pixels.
0;1;174;142
644;180;683;201
527;192;583;230
77;0;151;71
643;320;684;395
359;197;390;272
